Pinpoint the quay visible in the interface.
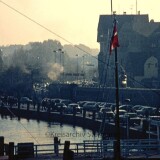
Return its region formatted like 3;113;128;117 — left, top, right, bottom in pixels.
1;104;160;159
0;103;151;139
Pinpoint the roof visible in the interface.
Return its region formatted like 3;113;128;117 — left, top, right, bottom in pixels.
97;14;160;42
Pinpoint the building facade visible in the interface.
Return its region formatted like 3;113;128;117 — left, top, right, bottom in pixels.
97;14;160;88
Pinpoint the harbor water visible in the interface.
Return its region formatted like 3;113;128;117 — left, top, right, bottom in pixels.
0;115;102;145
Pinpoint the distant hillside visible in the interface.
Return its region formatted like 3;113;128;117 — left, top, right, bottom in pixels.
64;44;99;57
64;44;99;68
0;40;99;68
1;41;99;58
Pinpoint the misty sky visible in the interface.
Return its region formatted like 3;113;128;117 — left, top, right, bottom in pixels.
0;0;160;49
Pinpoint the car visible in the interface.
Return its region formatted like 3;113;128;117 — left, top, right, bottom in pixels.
98;107;115;120
20;97;32;104
64;103;82;114
77;101;89;108
132;105;144;113
7;96;18;106
114;109;127;116
123;112;141;126
114;109;127;124
41;98;51;110
136;106;156;117
59;99;72;106
149;116;160;120
119;105;133;112
83;102;99;112
54;103;67;112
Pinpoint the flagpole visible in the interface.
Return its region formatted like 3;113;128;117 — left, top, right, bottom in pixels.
114;46;121;160
109;13;121;159
111;0;113;15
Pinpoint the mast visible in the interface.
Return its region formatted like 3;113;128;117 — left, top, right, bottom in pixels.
109;14;121;159
109;1;121;158
114;46;121;160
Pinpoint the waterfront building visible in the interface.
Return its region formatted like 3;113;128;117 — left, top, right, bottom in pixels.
97;13;160;88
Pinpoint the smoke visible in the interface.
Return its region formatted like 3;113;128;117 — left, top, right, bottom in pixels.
47;63;64;81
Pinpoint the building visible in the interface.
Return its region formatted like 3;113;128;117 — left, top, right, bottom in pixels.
97;13;160;88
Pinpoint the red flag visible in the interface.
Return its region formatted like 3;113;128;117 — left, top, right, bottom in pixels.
109;23;119;54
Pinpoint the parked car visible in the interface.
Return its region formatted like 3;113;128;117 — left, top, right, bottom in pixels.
7;96;18;106
64;103;82;114
54;103;67;112
98;107;115;120
114;109;127;124
51;98;61;104
136;106;156;117
114;109;127;117
41;98;51;110
20;97;32;104
59;99;72;106
132;105;144;113
77;101;89;108
119;105;133;112
83;102;99;112
123;112;141;126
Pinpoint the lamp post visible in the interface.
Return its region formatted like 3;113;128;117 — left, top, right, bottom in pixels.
125;98;130;139
61;51;65;83
53;48;64;82
58;48;62;66
53;50;57;63
76;54;78;84
82;55;85;83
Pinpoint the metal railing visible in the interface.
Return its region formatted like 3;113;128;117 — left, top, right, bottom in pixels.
13;139;160;159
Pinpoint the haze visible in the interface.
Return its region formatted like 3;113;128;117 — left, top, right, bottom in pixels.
0;0;160;49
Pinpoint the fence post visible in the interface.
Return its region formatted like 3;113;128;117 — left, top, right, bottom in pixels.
27;102;30;111
92;111;96;121
73;106;76;117
60;105;63;116
76;144;78;156
9;142;14;160
35;145;37;157
83;109;86;119
37;103;40;112
83;142;86;157
63;141;74;160
0;136;4;156
54;137;60;156
18;99;20;110
63;141;70;160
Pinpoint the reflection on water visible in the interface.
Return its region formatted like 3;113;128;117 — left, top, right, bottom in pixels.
0;115;101;144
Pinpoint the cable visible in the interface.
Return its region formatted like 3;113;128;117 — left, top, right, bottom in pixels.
5;106;40;144
4;105;55;159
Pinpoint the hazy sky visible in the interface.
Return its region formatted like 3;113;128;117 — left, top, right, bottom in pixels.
0;0;160;49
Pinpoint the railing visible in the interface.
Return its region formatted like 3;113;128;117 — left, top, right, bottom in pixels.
13;139;160;159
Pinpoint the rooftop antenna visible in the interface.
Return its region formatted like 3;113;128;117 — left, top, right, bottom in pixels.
136;0;137;14
111;0;113;15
